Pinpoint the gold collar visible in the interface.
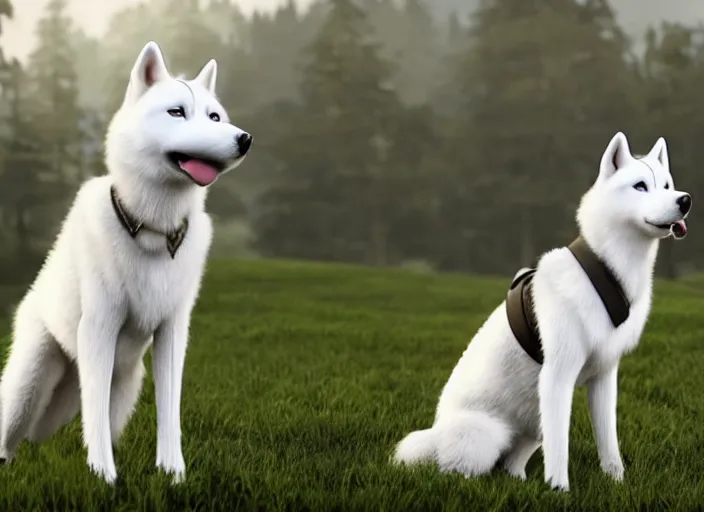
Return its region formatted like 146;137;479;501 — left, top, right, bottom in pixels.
110;185;189;259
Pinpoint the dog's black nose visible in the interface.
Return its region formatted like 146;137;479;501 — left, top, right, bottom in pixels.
237;133;253;156
677;193;692;215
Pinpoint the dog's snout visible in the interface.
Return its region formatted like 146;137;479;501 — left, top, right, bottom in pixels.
237;133;253;156
677;193;692;215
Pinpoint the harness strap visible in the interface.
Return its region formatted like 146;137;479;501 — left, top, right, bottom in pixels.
505;236;630;365
506;269;543;364
567;237;630;328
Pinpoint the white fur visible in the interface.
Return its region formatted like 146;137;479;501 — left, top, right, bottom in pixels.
393;132;691;492
0;41;251;484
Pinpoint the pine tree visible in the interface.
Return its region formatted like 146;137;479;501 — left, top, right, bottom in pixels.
640;23;704;277
158;0;224;76
361;0;443;105
0;61;57;271
100;3;161;114
397;0;442;105
0;0;14;262
438;0;639;272
26;0;84;187
0;0;14;147
203;0;249;49
71;28;104;111
234;0;325;112
100;0;226;115
0;0;86;267
447;11;464;47
255;0;430;266
0;0;13;144
0;0;12;71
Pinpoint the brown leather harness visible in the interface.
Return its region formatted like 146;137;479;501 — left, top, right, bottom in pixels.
505;236;630;365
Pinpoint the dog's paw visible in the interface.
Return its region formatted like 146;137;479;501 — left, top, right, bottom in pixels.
545;475;570;492
601;459;625;482
509;470;528;481
504;465;527;481
171;469;186;485
88;459;117;485
157;453;186;485
157;464;186;485
0;447;13;465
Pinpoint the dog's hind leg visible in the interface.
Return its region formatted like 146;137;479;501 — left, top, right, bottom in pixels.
0;299;66;461
27;363;80;443
110;362;146;447
435;410;513;478
503;436;541;480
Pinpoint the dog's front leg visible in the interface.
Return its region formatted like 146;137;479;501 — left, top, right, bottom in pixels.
539;353;585;492
152;308;190;483
587;365;624;481
77;310;122;484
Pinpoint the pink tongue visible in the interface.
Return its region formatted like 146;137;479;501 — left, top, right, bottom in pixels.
179;159;219;186
671;220;687;238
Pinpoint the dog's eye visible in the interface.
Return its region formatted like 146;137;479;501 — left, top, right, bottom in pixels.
633;181;648;192
664;183;670;189
167;107;186;118
209;112;220;122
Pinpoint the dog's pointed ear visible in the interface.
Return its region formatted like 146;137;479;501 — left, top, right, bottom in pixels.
598;132;633;183
127;41;170;99
195;59;217;93
647;137;669;170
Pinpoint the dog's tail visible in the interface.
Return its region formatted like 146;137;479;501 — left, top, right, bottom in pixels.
393;411;512;477
393;427;438;465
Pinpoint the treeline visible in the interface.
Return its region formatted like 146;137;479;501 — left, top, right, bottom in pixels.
0;0;702;285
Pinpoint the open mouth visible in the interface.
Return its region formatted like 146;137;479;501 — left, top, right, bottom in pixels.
646;219;688;239
166;152;226;187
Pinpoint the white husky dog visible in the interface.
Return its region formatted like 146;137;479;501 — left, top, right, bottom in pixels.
393;132;691;491
0;41;252;483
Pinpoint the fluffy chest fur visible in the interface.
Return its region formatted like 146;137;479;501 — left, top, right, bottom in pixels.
532;245;654;378
31;176;213;358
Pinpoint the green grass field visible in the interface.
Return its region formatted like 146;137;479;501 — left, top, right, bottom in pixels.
1;259;704;511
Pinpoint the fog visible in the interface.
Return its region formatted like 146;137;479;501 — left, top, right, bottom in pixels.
3;0;704;61
1;0;315;60
0;0;703;292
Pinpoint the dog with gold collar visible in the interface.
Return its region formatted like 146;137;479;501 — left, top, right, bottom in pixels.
0;41;252;484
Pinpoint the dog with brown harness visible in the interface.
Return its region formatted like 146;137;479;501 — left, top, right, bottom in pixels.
393;132;691;492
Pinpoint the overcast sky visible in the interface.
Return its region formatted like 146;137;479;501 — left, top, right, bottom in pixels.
0;0;315;61
2;0;703;62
